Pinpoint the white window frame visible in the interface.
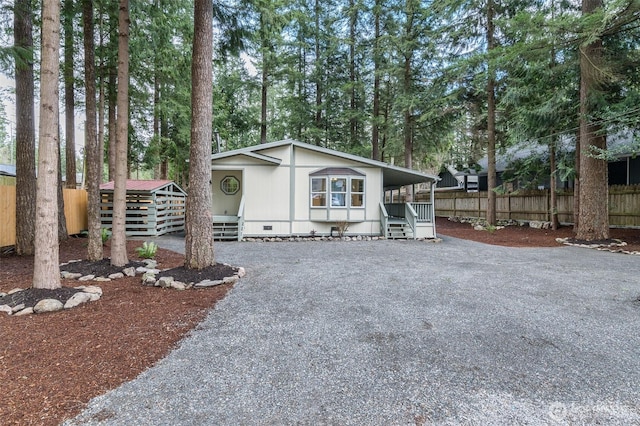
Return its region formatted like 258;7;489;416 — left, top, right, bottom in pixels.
310;177;328;207
310;175;365;209
350;177;365;208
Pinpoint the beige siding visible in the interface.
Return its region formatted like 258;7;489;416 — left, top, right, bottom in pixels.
211;144;387;236
244;166;291;221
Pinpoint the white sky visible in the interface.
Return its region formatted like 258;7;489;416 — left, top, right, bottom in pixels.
1;74;86;165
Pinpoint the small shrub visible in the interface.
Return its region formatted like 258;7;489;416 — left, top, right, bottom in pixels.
101;228;111;244
309;229;317;237
335;221;349;237
135;241;158;259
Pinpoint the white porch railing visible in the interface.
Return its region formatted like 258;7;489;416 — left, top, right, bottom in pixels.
410;202;433;222
405;203;417;234
237;195;245;241
382;202;436;239
379;202;389;236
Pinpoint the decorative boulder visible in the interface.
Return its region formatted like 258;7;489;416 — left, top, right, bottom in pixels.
33;299;64;314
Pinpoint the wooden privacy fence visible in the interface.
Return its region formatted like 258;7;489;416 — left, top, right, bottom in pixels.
0;186;88;247
432;185;640;227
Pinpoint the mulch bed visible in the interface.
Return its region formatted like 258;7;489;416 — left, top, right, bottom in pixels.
435;217;640;251
0;238;233;426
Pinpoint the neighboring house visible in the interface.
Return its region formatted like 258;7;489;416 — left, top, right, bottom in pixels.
437;165;478;192
442;133;639;192
209;139;439;240
0;164;16;185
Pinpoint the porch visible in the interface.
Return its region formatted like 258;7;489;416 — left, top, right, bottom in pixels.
380;202;436;239
213;196;245;241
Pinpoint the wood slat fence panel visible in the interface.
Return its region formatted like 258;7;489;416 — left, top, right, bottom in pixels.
433;185;640;227
0;186;88;247
0;185;16;247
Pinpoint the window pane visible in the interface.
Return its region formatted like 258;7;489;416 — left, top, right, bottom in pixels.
351;178;364;192
351;194;363;207
221;176;240;195
331;178;346;192
331;193;346;207
312;178;326;192
312;193;326;207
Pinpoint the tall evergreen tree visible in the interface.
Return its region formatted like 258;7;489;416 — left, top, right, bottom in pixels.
63;0;76;188
84;0;103;261
33;0;61;290
185;0;215;269
111;0;130;267
14;0;37;256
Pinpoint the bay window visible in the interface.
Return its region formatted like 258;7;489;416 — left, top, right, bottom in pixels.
310;168;365;209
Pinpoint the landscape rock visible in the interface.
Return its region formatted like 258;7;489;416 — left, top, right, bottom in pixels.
11;303;25;313
94;277;111;282
157;276;174;288
76;285;103;296
61;271;83;280
143;259;157;269
109;272;125;279
222;275;239;285
195;279;224;288
236;267;246;278
64;292;93;309
123;267;136;277
7;288;23;295
78;274;96;282
13;307;34;316
142;272;157;285
0;304;12;315
33;299;64;314
170;281;187;291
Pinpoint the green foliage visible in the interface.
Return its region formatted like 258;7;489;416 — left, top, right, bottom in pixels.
135;241;158;259
101;228;111;244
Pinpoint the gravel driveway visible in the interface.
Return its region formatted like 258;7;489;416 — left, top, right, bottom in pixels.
67;237;640;425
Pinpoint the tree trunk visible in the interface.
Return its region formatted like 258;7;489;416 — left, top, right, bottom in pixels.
84;0;103;261
153;72;161;178
314;0;322;147
14;0;37;256
486;0;497;226
573;129;580;229
371;0;381;161
185;0;215;269
348;0;357;148
549;137;559;230
33;0;61;290
260;10;268;145
111;0;130;267
576;0;609;241
107;16;117;182
403;56;413;202
57;132;68;240
63;0;76;189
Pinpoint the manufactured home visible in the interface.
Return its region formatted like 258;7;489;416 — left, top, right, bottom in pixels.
210;139;439;240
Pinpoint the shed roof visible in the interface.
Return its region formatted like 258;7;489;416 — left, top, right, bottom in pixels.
100;179;184;193
0;164;16;177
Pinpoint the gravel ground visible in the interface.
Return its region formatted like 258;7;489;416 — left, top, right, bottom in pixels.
66;236;640;425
